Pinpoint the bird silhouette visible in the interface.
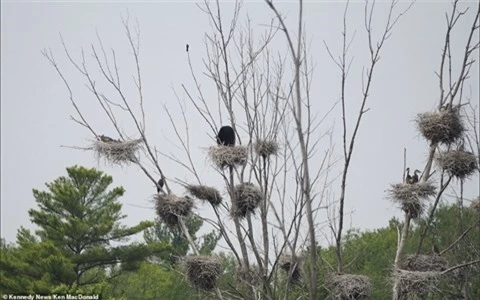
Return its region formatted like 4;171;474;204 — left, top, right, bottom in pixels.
156;178;164;193
216;126;235;146
405;167;412;184
186;44;189;52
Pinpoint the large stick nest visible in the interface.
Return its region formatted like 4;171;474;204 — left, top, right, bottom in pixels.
394;270;441;299
436;150;478;179
94;136;142;165
278;255;302;284
186;184;222;206
403;254;448;272
254;140;279;157
208;145;248;169
154;194;194;227
416;107;464;145
232;183;263;218
236;265;262;287
470;196;480;212
326;273;372;300
184;255;221;291
388;183;436;218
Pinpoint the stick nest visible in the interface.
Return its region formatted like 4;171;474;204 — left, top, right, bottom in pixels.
236;265;262;287
208;145;247;169
403;254;448;272
232;183;263;218
394;270;441;299
94;137;142;165
279;255;302;284
389;183;436;218
154;194;194;227
186;184;222;206
416;108;464;145
470;196;480;212
254;140;279;157
436;150;478;179
184;255;221;291
326;273;372;300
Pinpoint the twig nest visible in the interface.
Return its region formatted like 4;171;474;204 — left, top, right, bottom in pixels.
186;184;222;206
232;183;263;218
184;255;221;291
470;196;480;212
208;145;247;169
236;265;262;287
389;183;436;218
403;254;448;272
154;194;194;227
279;255;302;284
326;273;372;300
416;107;464;145
94;136;142;165
254;140;279;157
394;270;441;299
436;150;478;179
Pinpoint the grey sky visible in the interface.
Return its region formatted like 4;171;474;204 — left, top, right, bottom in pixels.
1;1;478;248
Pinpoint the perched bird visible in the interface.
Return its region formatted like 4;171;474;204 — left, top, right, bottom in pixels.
411;169;421;184
405;167;412;184
186;44;189;52
98;135;118;143
432;244;440;255
216;126;235;146
156;178;164;193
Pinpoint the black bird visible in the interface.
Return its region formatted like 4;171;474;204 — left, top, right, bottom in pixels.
156;178;164;193
411;169;421;184
432;244;440;255
405;167;412;184
216;126;235;146
186;44;189;52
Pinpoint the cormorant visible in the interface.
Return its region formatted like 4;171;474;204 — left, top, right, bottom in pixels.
405;167;412;184
216;126;235;146
156;178;164;193
411;169;421;184
186;44;189;52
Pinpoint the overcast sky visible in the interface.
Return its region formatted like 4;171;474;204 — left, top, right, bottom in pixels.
1;0;479;249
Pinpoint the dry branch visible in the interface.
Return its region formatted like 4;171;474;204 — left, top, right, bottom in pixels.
326;273;372;300
186;184;222;206
184;255;222;291
154;194;194;228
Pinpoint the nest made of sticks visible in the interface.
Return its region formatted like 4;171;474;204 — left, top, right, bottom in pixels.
389;183;436;218
155;194;194;227
232;183;263;218
470;196;480;212
236;265;262;287
436;150;478;179
416;107;464;145
394;269;441;299
184;255;221;291
208;145;248;169
326;273;372;300
279;255;302;284
186;184;222;206
403;254;448;272
254;140;279;158
94;136;142;165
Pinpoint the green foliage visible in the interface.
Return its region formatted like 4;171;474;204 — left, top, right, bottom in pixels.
1;166;156;294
